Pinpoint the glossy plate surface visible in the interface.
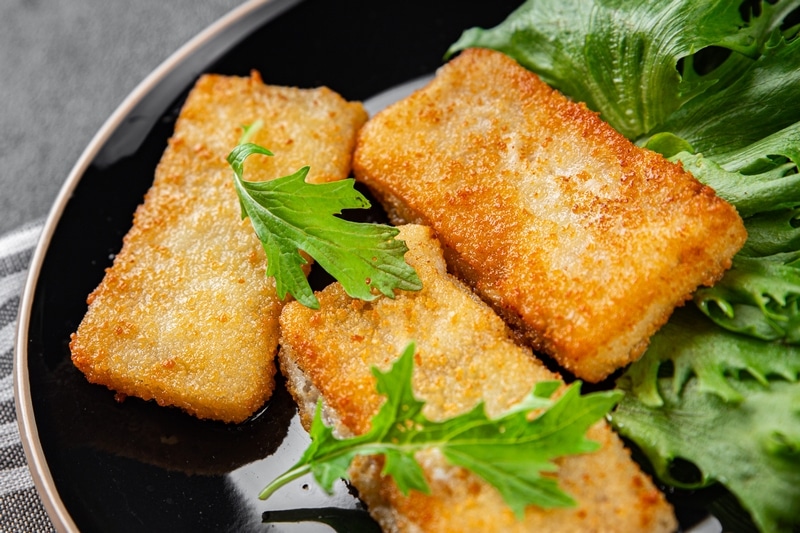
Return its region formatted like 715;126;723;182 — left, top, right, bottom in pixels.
15;0;720;531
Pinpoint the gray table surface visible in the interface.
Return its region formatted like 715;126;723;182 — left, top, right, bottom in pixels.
0;0;249;236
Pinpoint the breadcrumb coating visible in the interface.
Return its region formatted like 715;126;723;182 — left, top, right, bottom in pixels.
353;48;747;382
69;72;367;423
279;224;678;533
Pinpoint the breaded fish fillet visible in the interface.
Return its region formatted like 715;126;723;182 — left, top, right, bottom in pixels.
353;48;747;382
70;72;367;423
279;224;677;533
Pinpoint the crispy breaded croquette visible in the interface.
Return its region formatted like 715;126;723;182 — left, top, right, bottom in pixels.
278;224;678;533
352;48;747;382
69;72;367;423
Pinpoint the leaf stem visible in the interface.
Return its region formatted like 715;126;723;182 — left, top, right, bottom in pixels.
259;463;312;500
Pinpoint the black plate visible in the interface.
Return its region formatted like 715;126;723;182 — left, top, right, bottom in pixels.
15;0;721;531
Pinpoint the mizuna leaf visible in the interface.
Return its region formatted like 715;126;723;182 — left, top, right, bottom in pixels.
260;343;621;518
227;142;421;309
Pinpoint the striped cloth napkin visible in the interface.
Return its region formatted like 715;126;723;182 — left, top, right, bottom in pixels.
0;220;56;532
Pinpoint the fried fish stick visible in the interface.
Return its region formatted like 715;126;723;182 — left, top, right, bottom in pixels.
278;224;677;533
353;48;747;382
69;72;367;423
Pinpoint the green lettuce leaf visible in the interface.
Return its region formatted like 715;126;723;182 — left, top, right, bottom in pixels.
447;0;789;139
228;142;421;309
650;32;800;159
617;306;800;407
667;136;800;343
611;308;800;532
260;343;622;518
695;252;800;343
739;207;800;257
665;131;800;342
667;147;800;219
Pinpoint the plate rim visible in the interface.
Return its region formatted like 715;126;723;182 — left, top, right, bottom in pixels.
12;1;300;530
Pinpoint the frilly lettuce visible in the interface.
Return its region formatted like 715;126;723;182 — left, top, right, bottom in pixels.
448;0;800;144
612;308;800;533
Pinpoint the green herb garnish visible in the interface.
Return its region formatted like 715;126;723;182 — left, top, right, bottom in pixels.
227;142;421;309
260;343;622;518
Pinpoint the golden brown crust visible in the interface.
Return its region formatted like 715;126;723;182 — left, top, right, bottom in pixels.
353;48;747;382
349;427;677;533
69;72;367;423
279;224;677;533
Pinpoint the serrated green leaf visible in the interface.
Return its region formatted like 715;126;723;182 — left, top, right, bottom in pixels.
227;142;421;309
447;0;764;139
658;134;800;345
616;306;800;406
651;33;800;158
612;357;800;533
667;148;800;219
612;307;800;532
260;343;621;519
381;449;430;496
437;382;612;516
739;207;800;257
695;252;800;343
